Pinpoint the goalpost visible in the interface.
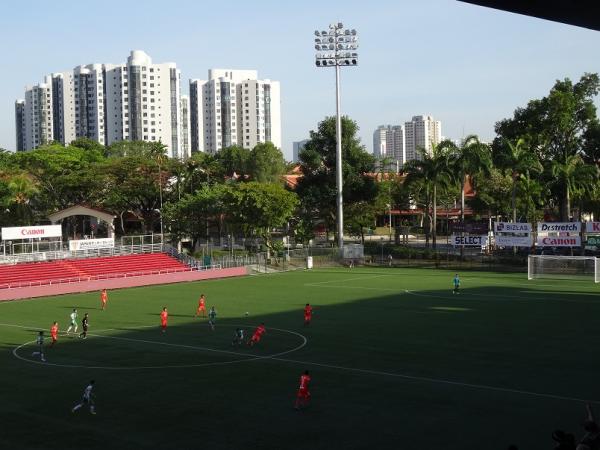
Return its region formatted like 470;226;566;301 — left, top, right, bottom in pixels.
528;255;599;283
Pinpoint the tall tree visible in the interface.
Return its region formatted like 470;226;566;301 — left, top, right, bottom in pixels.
14;143;105;212
296;116;377;241
224;182;298;253
163;184;229;249
248;142;286;183
550;154;597;220
403;143;453;249
445;135;492;222
494;137;542;222
215;145;251;178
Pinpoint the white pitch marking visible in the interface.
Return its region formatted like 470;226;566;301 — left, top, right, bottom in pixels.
9;323;307;370
404;289;598;304
306;274;391;286
304;284;399;292
5;321;596;404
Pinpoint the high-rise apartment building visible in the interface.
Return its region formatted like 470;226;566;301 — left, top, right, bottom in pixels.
23;76;54;150
373;125;405;165
14;100;26;151
189;69;281;153
404;115;441;162
292;139;309;163
50;72;75;145
16;50;188;158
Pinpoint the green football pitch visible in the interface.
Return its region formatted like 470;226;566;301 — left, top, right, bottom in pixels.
0;267;598;450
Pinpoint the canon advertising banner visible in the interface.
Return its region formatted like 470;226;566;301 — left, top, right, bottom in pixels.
451;235;488;247
536;236;581;247
1;225;62;241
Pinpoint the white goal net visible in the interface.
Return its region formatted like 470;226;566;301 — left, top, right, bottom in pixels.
528;255;599;283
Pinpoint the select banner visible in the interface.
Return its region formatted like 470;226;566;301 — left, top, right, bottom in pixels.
536;236;581;247
451;234;488;247
494;222;532;233
2;225;62;240
585;222;600;233
537;222;581;233
69;238;115;251
494;235;533;247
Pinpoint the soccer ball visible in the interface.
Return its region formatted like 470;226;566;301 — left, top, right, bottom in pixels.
245;312;249;316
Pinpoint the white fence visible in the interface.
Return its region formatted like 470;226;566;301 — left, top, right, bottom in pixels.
0;243;164;265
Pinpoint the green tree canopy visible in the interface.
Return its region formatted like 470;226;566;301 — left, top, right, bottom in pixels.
296;116;377;239
215;145;251;177
248;142;286;183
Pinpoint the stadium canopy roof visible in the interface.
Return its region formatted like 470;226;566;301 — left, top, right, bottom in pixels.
459;1;600;32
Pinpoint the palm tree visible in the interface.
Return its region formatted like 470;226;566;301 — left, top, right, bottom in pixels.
516;172;543;225
551;154;597;221
149;142;168;238
8;173;38;225
403;143;453;249
445;135;492;222
498;138;542;223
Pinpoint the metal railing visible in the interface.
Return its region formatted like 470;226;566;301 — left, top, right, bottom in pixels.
0;243;164;265
0;263;222;290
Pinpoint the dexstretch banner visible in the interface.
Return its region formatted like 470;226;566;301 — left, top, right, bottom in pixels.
537;222;581;233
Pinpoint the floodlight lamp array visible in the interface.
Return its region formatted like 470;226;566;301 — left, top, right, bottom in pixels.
314;24;358;68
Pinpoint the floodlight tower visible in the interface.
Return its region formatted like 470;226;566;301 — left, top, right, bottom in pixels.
314;22;358;251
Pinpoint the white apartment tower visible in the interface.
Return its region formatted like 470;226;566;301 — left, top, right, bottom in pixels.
104;51;184;158
51;72;75;145
404;115;441;162
189;69;281;153
23;76;54;150
74;64;106;145
373;125;406;165
16;51;187;158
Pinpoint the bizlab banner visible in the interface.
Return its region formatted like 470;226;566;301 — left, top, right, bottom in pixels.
494;222;532;233
536;236;581;247
451;235;488;247
585;222;600;233
69;238;115;251
1;225;62;241
494;235;533;247
537;222;581;233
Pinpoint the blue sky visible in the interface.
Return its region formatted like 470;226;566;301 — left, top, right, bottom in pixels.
2;0;600;159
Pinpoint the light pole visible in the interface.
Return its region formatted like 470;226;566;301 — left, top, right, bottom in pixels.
387;203;392;243
314;22;358;252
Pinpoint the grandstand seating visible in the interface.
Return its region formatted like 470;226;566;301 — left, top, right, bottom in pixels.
0;253;189;288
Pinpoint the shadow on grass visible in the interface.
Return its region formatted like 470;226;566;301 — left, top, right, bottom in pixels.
1;269;598;450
